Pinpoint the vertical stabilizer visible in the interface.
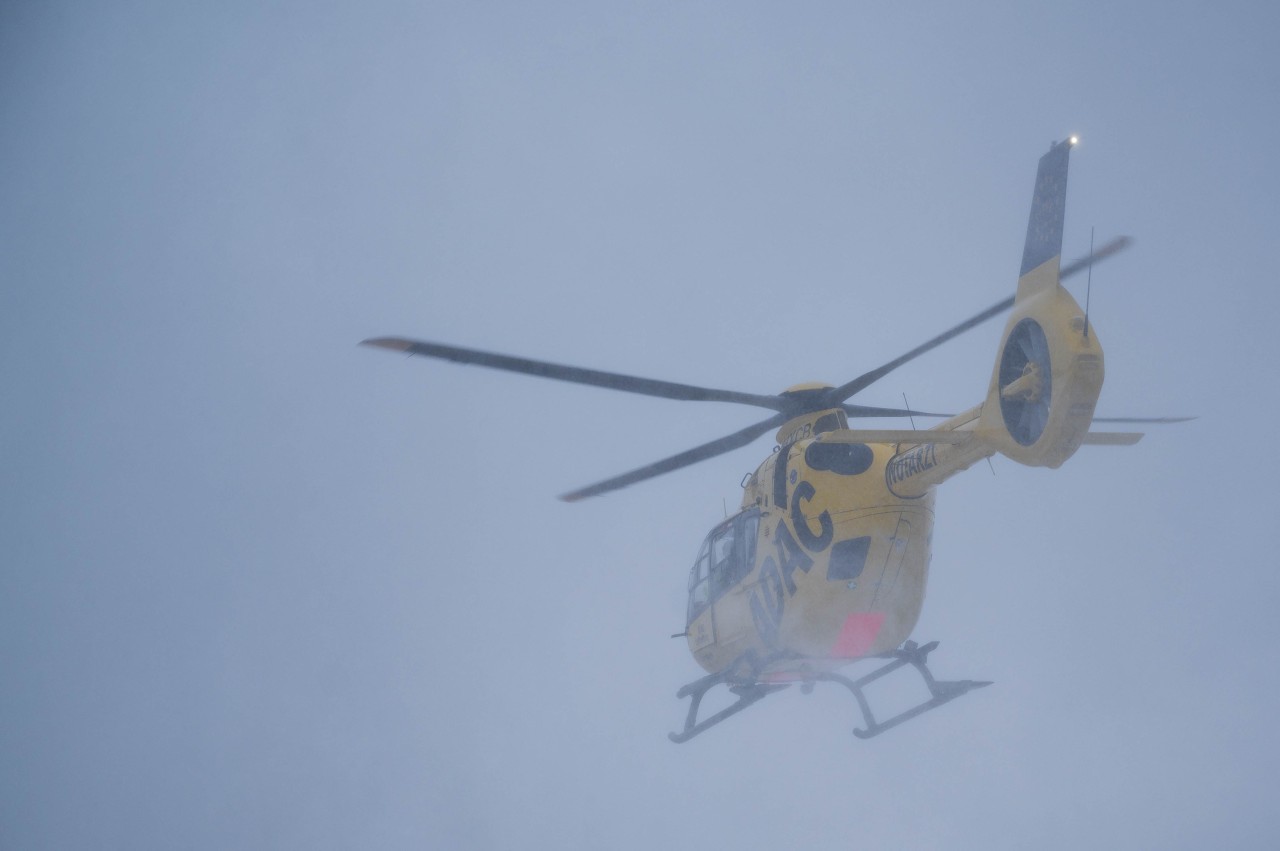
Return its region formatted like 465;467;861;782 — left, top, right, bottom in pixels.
1016;137;1075;301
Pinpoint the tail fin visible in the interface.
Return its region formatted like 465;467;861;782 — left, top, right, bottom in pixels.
1016;137;1076;302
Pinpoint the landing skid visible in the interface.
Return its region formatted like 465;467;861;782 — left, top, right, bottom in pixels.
668;640;990;743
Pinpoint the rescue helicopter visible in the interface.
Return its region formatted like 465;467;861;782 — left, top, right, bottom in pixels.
363;137;1185;742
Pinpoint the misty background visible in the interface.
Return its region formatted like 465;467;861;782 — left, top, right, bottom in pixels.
3;3;1278;848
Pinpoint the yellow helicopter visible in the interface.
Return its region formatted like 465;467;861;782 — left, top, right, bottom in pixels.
364;137;1185;743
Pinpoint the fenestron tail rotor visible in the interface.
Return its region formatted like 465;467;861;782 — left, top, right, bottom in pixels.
997;318;1053;446
1091;416;1196;424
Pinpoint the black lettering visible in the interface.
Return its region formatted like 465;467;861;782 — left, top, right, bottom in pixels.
774;521;813;595
887;443;938;486
749;556;785;648
790;480;833;553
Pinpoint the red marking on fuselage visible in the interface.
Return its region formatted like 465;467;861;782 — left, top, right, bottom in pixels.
831;611;886;658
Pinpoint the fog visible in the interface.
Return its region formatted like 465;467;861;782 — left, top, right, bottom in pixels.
3;3;1278;848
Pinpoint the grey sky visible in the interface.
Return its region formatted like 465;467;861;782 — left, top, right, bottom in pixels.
3;2;1278;848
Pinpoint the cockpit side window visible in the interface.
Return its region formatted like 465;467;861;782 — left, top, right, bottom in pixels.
813;410;848;434
688;540;712;622
710;525;736;592
687;510;762;626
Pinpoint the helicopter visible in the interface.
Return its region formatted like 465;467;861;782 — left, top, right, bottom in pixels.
363;137;1186;743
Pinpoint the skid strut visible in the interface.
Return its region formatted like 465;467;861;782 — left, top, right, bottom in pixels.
810;640;991;739
668;640;990;743
668;676;788;744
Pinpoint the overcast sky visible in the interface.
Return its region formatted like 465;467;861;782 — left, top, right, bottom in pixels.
4;3;1279;848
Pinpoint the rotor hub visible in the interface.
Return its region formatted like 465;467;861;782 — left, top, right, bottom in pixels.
1000;361;1045;403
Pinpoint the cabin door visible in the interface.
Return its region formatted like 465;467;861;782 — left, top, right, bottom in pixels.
710;511;759;647
868;515;911;610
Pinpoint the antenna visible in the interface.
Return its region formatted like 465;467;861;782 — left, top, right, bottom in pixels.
1083;226;1094;341
903;393;917;431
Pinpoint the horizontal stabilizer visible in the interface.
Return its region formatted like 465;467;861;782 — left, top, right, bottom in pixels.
1081;432;1144;446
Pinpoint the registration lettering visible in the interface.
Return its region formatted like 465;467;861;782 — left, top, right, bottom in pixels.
886;443;938;486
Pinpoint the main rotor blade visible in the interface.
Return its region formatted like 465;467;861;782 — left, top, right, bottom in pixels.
559;413;789;502
1092;415;1196;424
843;403;952;419
826;297;1015;403
827;236;1134;404
1059;235;1132;280
362;337;785;410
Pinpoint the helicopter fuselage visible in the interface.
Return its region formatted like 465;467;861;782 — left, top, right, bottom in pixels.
684;415;939;680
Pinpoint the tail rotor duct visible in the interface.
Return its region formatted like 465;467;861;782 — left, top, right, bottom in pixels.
998;318;1053;446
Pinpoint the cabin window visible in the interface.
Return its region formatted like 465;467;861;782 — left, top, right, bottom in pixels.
709;524;737;599
688;509;761;624
813;410;848;434
827;536;871;581
688;540;712;620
